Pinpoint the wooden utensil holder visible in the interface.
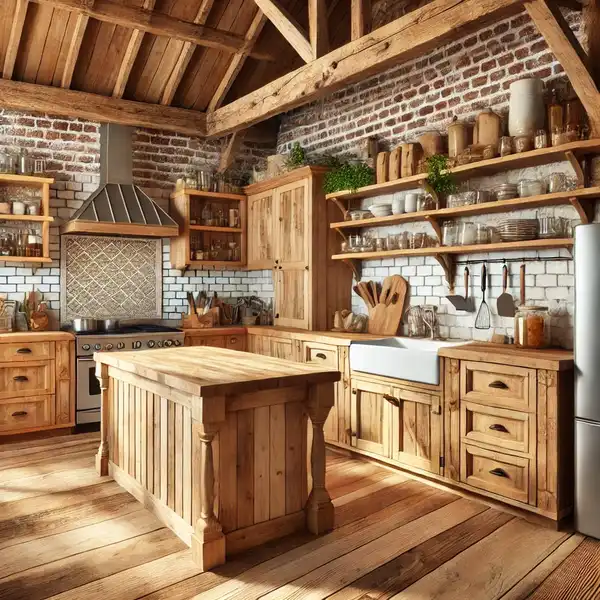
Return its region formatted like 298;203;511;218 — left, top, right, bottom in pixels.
181;307;219;329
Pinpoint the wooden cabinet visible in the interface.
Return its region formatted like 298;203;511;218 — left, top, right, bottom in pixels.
0;333;75;436
245;167;352;330
185;330;246;352
247;333;300;362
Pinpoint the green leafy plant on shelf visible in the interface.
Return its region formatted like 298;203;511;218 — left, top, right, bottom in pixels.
285;142;306;169
323;161;375;194
426;154;457;197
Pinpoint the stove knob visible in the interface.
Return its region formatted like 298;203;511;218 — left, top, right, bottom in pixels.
133;341;142;350
117;342;125;350
174;340;181;347
165;339;173;347
106;343;113;351
82;344;90;351
147;340;155;348
94;344;102;351
156;340;163;348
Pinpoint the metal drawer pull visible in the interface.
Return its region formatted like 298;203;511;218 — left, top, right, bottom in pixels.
315;353;327;360
16;348;32;354
488;380;509;390
383;394;400;407
13;376;29;382
489;467;509;478
12;411;27;417
489;423;509;433
230;337;238;343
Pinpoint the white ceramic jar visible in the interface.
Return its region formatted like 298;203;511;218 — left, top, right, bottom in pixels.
392;193;405;214
508;78;545;137
405;193;418;213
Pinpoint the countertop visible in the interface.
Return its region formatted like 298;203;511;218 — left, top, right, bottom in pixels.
438;342;574;371
245;326;388;346
0;331;74;342
95;346;341;397
184;327;246;336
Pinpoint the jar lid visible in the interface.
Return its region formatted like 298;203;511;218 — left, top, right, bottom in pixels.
518;305;548;311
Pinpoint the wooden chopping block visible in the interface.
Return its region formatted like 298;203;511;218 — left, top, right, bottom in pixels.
400;143;423;178
389;147;402;181
376;151;390;184
368;275;409;335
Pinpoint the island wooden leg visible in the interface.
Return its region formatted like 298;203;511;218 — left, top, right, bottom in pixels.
305;383;335;535
191;423;226;571
95;363;110;476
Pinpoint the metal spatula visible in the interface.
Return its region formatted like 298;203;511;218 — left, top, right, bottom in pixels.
497;263;516;317
475;264;491;329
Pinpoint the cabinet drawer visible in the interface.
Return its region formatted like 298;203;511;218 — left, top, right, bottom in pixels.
0;361;54;399
461;443;532;504
303;343;338;368
461;402;532;455
460;361;536;412
0;342;53;362
189;336;226;348
0;395;54;432
226;335;246;352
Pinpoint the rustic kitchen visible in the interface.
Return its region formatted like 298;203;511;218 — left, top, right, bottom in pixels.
0;0;599;598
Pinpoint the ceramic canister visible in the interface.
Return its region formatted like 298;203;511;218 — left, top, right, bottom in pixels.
508;78;545;137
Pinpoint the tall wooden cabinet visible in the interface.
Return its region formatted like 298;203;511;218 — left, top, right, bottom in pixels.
245;167;352;330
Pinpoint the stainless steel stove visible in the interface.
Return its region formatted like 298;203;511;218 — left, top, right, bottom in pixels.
74;324;184;424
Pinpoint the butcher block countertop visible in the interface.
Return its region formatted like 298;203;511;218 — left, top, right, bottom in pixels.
438;342;574;371
0;330;74;342
246;325;388;346
94;346;341;397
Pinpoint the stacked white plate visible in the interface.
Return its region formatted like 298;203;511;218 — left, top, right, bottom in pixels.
368;203;392;217
497;219;538;242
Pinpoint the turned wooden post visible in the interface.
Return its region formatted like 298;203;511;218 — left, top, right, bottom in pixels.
95;362;110;476
305;382;335;535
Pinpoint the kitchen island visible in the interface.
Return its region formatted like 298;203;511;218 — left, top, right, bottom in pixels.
94;346;340;571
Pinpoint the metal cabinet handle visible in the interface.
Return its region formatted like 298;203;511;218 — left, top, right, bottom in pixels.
383;394;400;407
352;388;357;394
16;348;32;354
11;411;27;417
489;423;509;433
489;467;509;478
275;313;280;319
315;353;327;360
230;337;238;343
13;375;28;382
488;380;509;390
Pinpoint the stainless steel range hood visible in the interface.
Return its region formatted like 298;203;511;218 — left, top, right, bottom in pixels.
62;124;178;237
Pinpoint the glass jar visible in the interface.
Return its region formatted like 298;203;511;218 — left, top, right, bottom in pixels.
499;136;512;157
547;172;567;194
534;129;548;149
475;223;489;245
514;306;551;348
441;222;458;246
458;222;477;245
514;135;533;153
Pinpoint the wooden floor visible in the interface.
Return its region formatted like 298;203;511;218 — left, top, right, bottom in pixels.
0;433;598;600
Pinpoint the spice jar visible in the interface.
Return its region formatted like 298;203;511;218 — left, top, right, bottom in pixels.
534;129;548;150
514;306;551;349
499;136;512;157
514;135;533;153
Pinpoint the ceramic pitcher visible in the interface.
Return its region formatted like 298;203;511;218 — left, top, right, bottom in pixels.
508;78;545;137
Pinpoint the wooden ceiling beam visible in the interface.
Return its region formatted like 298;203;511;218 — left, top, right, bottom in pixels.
252;0;313;62
309;0;329;58
30;0;275;60
525;0;600;135
351;0;372;40
112;0;156;99
61;14;89;88
218;131;246;173
208;10;267;112
0;78;206;136
207;0;525;136
3;0;29;80
160;0;215;106
583;0;600;84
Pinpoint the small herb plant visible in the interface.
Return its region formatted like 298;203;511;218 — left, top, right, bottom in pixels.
323;161;375;194
285;142;306;169
426;154;457;197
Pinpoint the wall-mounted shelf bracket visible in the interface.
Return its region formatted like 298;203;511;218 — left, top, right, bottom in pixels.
342;258;361;281
334;228;348;242
424;215;442;243
331;197;348;220
433;253;455;293
565;150;586;188
420;181;440;208
569;196;595;223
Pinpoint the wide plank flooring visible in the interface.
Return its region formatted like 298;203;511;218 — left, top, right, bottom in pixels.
0;432;597;599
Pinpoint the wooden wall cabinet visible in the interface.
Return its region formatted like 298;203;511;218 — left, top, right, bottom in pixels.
0;333;75;435
245;167;352;330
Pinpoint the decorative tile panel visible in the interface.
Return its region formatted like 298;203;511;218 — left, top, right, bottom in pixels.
60;235;162;323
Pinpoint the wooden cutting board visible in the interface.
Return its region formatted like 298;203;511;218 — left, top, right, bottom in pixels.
368;275;408;335
376;151;390;183
389;147;402;180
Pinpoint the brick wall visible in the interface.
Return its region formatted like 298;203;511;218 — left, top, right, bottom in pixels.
276;9;581;348
0;109;275;325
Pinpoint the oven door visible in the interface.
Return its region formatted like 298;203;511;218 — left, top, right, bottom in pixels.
77;357;102;412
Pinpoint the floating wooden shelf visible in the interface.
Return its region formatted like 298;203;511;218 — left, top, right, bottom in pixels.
332;238;573;261
331;187;600;230
189;225;243;233
0;173;54;185
0;256;53;263
187;260;245;269
326;139;600;204
0;214;54;223
171;188;245;201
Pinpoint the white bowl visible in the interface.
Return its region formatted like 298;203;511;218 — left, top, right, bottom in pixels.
369;203;392;217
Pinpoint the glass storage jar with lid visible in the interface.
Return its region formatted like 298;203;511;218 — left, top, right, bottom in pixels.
514;305;551;348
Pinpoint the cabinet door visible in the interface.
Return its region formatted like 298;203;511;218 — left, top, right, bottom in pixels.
269;337;300;361
226;334;246;352
247;191;275;270
390;386;442;475
273;179;311;329
350;377;392;457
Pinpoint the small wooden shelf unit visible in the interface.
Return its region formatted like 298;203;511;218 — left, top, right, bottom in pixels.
169;188;247;271
0;173;55;265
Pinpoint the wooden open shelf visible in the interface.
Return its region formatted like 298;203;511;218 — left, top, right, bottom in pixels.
0;173;54;185
187;260;245;269
171;188;245;201
0;256;53;263
326;139;600;203
331;187;600;230
189;225;243;233
332;238;573;261
0;214;54;223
